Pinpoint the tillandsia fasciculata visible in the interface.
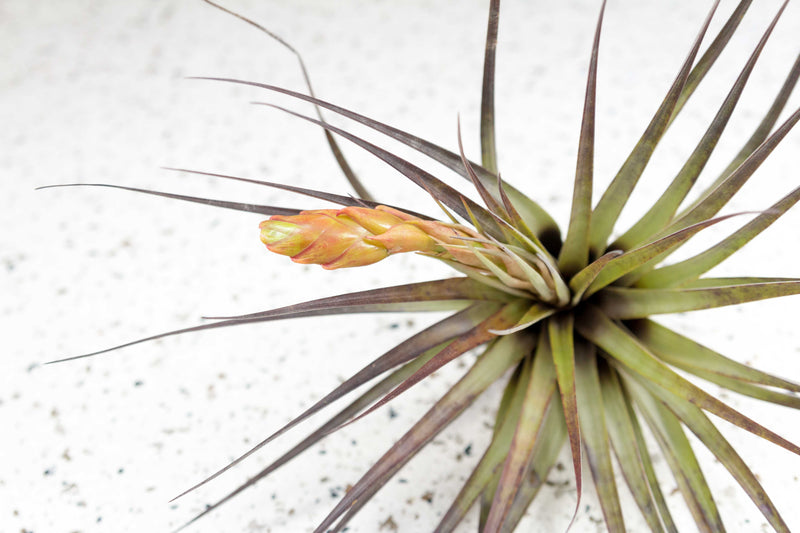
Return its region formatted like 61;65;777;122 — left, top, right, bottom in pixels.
45;0;800;531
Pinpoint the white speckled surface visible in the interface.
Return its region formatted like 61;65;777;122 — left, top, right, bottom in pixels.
2;1;800;532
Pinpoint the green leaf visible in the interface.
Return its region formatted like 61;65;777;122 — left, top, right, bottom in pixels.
489;303;555;335
548;314;583;527
677;51;800;217
576;306;800;458
600;364;667;533
588;0;720;254
483;333;558;531
569;250;623;304
623;375;725;531
660;105;800;238
575;344;625;532
630;318;800;393
192;77;561;243
313;331;534;533
558;0;605;276
598;280;800;319
628;370;791;532
480;0;500;174
612;3;786;250
585;213;750;297
668;0;753;123
637;185;800;288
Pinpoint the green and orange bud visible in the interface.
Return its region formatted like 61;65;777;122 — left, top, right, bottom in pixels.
259;206;444;270
259;206;561;303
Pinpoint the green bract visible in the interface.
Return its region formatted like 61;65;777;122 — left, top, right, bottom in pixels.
49;0;800;531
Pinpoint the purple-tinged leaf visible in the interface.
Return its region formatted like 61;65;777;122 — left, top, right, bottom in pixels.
587;212;754;296
661;105;800;237
457;117;509;221
480;0;501;173
173;339;448;531
558;0;605;277
576;345;625;532
161;167;431;218
173;303;500;501
630;318;800;394
330;301;528;430
678;51;800;217
199;0;372;200
49;277;510;363
252;102;508;241
189;77;560;242
483;334;557;532
36;183;300;216
313;331;535;533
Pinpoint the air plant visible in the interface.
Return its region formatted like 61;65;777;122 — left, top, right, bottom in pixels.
46;0;800;531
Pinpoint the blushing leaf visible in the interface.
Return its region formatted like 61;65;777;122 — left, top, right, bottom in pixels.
435;356;532;532
660;105;800;237
585;212;752;297
254;102;509;241
569;250;623;304
678;51;800;217
174;338;449;531
335;300;528;429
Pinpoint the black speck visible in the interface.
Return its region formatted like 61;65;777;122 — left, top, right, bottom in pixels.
464;444;472;456
388;407;398;419
97;516;102;522
134;380;143;387
389;323;399;329
43;468;54;476
117;467;124;474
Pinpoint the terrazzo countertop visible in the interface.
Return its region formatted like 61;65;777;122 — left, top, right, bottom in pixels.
2;1;800;532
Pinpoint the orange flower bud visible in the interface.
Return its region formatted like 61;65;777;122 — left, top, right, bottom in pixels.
365;223;438;254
